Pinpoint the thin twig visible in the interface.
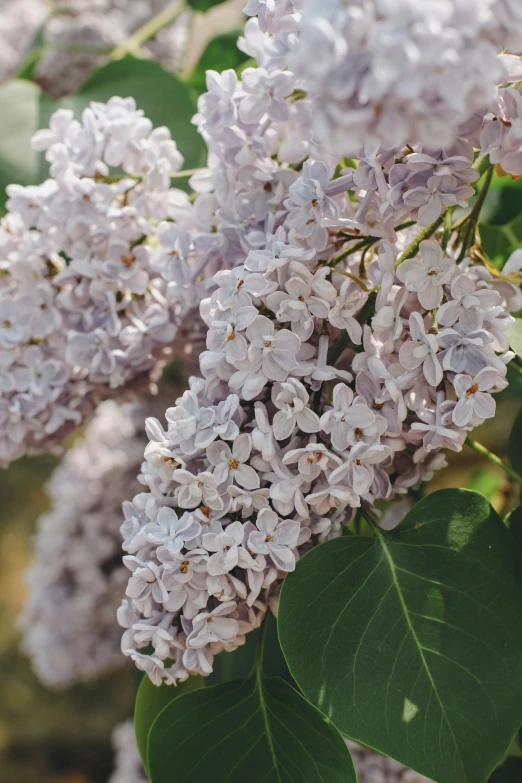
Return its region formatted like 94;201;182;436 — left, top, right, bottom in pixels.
465;437;522;487
457;163;494;263
112;1;186;58
395;209;449;268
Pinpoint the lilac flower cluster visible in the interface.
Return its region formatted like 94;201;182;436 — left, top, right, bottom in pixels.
117;38;521;682
0;97;229;466
241;0;522;155
19;400;144;688
481;77;522;176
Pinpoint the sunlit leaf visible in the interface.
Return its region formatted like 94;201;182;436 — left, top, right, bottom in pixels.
279;489;522;783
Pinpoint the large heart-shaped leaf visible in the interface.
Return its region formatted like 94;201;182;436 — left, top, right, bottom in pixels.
135;674;204;775
279;489;522;783
143;613;355;783
148;674;355;783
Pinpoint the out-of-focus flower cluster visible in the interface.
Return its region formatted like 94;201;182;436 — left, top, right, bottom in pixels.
110;720;148;783
0;0;189;94
116;1;522;686
240;0;522;156
0;96;234;466
347;741;433;783
19;400;144;688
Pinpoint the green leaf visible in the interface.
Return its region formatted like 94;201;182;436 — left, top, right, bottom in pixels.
488;756;522;782
135;674;204;775
479;213;522;267
507;319;522;362
207;611;290;686
148;675;356;783
0;80;53;210
279;489;522;783
466;468;504;500
481;173;522;227
509;407;522;476
186;0;228;12
505;505;522;556
63;57;204;170
189;30;249;94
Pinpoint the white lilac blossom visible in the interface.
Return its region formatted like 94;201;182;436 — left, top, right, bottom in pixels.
19;400;145;688
110;720;148;783
481;82;522;176
262;0;522;154
117;48;519;684
0;97;234;466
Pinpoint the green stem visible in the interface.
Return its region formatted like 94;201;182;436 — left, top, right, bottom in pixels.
441;207;454;252
170;168;201;179
328;221;416;270
395;208;449;268
327;236;377;268
112;1;186;58
465;437;522;487
457;163;494;263
333;268;371;291
98;168;200;184
254;613;269;675
474;155;492;177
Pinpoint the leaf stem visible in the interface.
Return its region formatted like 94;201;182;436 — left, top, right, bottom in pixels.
474;155;492;177
333;268;371;291
465;437;522;487
112;1;186;59
328;220;416;269
395;208;449;268
327;236;378;267
170;168;201;179
457;163;494;263
97;168;201;184
254;613;269;675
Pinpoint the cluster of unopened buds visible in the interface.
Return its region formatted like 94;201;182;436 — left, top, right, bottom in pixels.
116;0;522;686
